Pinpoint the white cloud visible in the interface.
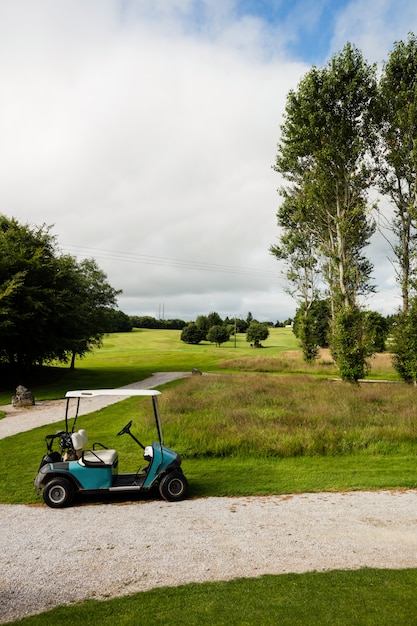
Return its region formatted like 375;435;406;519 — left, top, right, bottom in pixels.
331;0;417;65
1;0;417;322
0;0;306;322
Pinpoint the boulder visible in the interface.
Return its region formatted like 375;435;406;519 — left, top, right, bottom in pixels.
12;385;35;408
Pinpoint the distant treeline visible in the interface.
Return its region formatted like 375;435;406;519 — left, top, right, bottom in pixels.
129;316;187;330
128;313;293;331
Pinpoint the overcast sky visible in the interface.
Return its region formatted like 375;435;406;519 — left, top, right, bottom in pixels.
2;0;417;322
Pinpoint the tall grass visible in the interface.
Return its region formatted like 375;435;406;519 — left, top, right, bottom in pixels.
154;373;417;458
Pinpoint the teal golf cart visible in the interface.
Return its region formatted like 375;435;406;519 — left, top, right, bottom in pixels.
34;389;188;508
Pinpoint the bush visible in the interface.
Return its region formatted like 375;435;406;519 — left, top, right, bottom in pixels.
330;307;372;382
180;323;205;345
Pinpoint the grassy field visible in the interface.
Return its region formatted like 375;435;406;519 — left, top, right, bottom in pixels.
0;327;303;403
2;327;417;625
0;327;401;405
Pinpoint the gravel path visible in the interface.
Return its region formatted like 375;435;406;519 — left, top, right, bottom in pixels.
2;491;417;623
1;374;417;623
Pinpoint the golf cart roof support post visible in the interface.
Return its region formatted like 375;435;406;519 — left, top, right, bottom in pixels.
152;395;163;446
65;397;80;433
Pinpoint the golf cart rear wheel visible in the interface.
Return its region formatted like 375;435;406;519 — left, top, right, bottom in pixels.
43;477;74;508
159;472;188;502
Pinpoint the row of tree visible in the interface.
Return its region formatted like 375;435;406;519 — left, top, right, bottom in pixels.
129;316;187;330
292;301;391;354
0;215;124;372
131;314;292;331
271;34;417;382
180;311;270;347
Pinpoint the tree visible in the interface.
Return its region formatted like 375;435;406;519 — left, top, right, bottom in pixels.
57;257;120;369
225;317;248;333
103;309;132;333
0;216;66;368
180;323;205;345
195;315;211;336
274;43;377;379
206;325;230;347
330;307;373;382
207;311;223;327
246;321;269;347
270;188;323;362
0;215;121;371
365;311;389;353
130;315;163;329
391;300;417;383
246;312;254;325
293;299;331;361
377;33;417;313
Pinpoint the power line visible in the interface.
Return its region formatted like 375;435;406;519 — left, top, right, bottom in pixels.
60;243;280;280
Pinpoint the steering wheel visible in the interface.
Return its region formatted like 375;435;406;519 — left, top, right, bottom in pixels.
117;420;133;436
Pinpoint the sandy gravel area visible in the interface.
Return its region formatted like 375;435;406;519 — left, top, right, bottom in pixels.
1;373;417;623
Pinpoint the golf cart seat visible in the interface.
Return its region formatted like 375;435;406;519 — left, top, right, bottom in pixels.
80;449;118;467
71;429;88;459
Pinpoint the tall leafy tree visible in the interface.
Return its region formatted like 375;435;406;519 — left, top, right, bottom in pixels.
274;43;377;379
377;33;417;312
0;215;120;371
0;216;62;368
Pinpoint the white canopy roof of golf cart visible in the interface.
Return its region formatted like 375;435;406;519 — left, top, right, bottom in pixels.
65;389;161;398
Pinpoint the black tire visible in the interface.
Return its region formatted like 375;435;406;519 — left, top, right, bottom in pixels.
159;472;188;502
43;477;75;508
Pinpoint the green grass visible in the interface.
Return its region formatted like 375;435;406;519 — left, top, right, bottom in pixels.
2;373;417;505
0;327;401;405
0;327;306;403
8;569;417;625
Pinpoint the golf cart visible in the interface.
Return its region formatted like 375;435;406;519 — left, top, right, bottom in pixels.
34;389;188;508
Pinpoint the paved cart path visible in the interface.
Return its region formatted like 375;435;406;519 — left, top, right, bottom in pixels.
0;372;190;440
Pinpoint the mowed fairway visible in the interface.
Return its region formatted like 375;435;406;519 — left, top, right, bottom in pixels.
0;327;302;403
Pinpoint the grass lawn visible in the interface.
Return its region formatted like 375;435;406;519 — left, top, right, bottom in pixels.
2;371;417;504
0;327;303;404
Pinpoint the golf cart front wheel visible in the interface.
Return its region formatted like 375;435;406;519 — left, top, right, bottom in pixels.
43;477;74;508
159;472;188;502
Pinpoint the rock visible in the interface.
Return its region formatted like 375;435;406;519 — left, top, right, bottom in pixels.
12;385;35;408
191;368;202;376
